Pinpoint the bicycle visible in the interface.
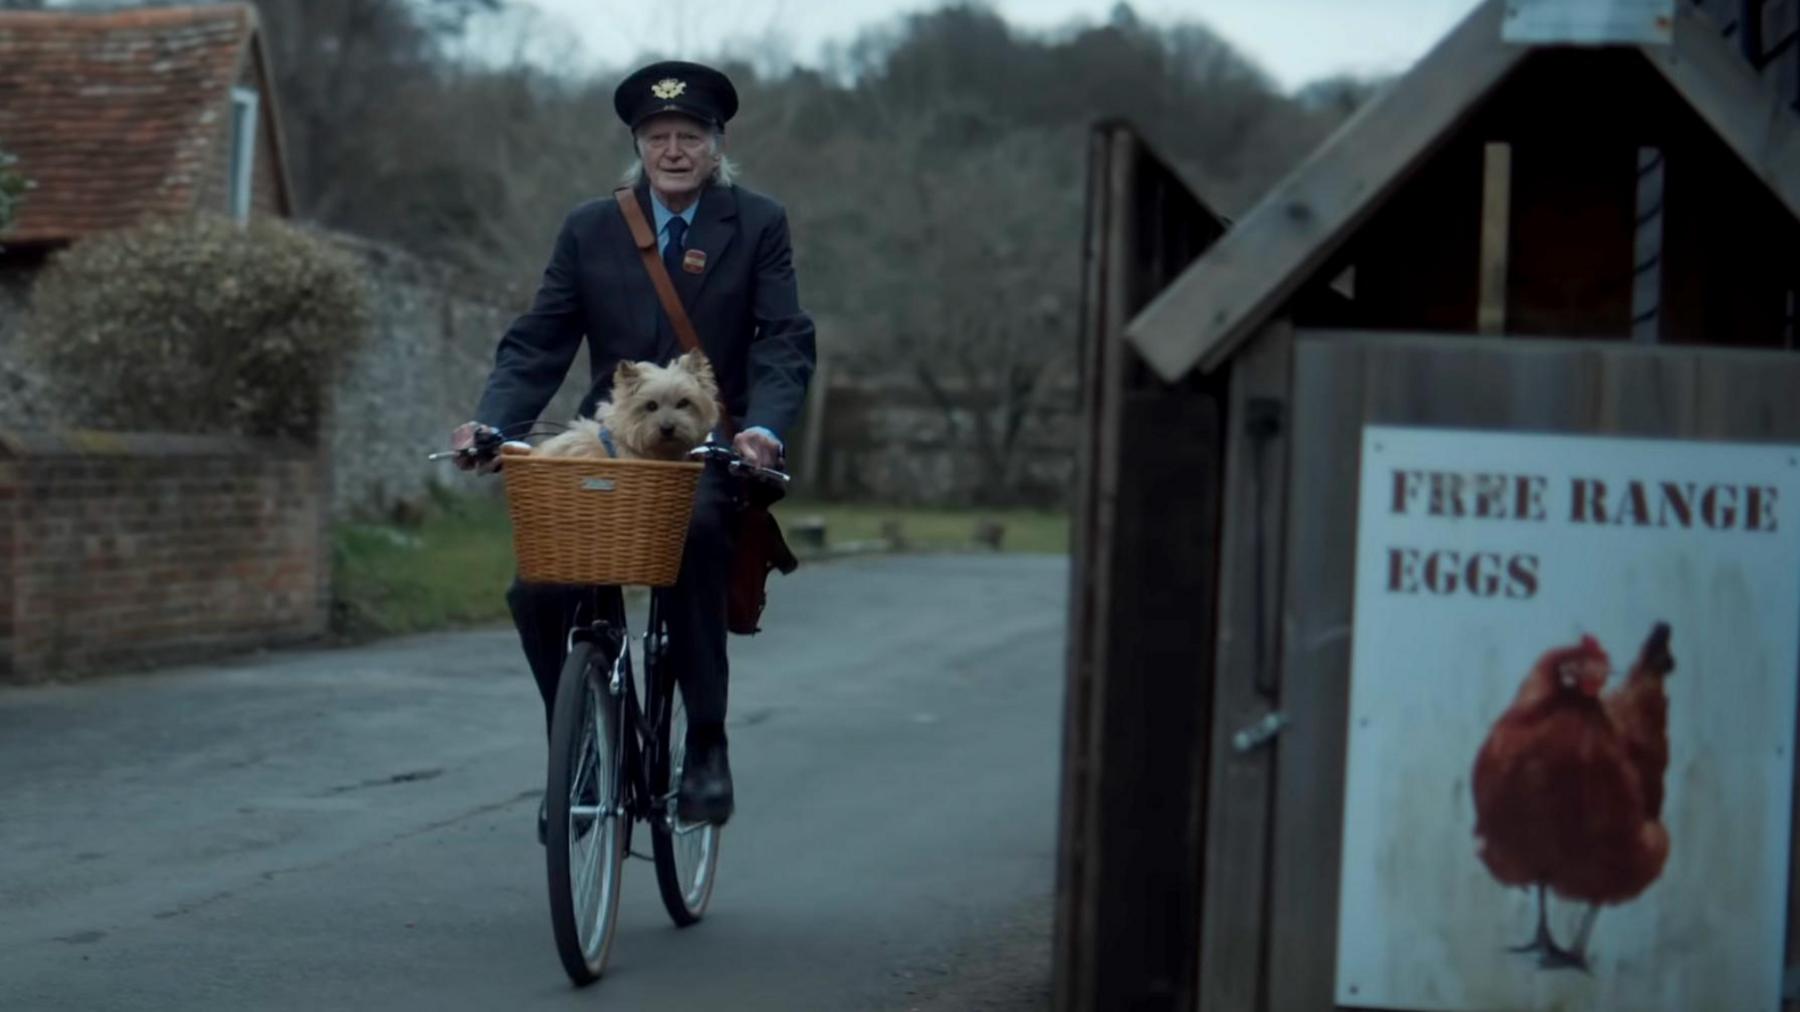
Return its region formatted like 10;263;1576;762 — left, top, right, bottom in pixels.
434;431;790;985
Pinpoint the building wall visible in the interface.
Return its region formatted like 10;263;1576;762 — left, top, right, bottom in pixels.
247;48;287;218
315;232;577;521
0;263;56;430
0;431;326;683
802;376;1079;507
191;45;286;220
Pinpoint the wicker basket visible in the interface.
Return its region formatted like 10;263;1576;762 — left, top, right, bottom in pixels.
500;447;704;587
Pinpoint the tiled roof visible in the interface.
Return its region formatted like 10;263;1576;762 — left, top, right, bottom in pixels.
0;5;255;244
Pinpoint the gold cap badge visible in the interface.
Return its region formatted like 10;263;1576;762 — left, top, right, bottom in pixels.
651;78;687;100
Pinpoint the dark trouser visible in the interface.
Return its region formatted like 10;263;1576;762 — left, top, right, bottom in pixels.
505;466;737;735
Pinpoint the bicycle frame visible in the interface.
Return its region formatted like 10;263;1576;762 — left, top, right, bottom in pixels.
568;588;683;845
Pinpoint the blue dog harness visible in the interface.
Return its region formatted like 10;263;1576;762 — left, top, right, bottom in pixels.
598;426;618;458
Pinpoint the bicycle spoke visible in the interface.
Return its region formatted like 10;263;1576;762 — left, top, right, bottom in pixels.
567;681;611;949
583;834;604;921
546;638;628;984
650;681;720;919
570;791;598;916
573;831;597;918
574;819;608;943
569;730;592;806
682;827;712;904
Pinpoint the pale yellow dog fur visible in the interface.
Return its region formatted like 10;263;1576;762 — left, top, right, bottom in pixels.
533;350;721;461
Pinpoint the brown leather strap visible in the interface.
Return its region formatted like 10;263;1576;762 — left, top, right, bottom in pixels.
615;186;736;439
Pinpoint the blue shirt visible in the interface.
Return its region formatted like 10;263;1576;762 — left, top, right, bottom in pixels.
649;190;697;256
647;189;783;453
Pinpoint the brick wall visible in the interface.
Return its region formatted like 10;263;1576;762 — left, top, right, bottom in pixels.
0;430;327;683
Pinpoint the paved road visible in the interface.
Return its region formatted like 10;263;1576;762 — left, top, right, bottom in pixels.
0;554;1065;1010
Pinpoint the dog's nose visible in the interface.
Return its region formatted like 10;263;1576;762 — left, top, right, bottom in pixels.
660;423;676;438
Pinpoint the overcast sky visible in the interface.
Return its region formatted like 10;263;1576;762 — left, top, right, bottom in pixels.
470;0;1485;93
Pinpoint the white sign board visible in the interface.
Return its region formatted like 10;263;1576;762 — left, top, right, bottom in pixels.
1336;426;1800;1012
1503;0;1675;45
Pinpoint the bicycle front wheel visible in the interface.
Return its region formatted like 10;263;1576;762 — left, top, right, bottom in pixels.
651;680;722;926
545;639;626;985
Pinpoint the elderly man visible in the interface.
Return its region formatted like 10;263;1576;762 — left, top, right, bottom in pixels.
453;60;816;835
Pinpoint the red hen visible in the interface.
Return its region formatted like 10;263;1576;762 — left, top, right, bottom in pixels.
1471;633;1665;970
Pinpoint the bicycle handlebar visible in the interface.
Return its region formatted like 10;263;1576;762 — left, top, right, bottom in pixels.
426;424;507;464
427;429;789;489
686;443;790;488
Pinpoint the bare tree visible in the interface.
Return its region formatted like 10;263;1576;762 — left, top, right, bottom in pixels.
830;120;1084;503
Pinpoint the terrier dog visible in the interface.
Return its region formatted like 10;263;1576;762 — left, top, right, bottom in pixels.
533;349;720;461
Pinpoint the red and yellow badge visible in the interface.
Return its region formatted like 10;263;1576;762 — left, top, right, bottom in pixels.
682;249;706;274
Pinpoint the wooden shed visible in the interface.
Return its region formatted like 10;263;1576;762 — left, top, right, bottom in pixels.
1056;1;1800;1009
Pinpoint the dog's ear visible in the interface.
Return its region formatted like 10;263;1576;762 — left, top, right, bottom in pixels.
613;360;643;393
678;349;717;393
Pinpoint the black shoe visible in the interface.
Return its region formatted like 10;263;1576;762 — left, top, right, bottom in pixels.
677;737;735;825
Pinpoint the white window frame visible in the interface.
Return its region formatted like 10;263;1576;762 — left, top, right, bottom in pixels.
229;86;259;222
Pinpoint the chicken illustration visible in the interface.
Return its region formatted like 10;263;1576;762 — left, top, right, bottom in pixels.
1470;626;1674;971
1605;622;1676;821
1551;623;1676;963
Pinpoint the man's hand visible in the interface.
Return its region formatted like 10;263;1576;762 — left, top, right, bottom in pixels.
451;421;504;474
732;427;783;470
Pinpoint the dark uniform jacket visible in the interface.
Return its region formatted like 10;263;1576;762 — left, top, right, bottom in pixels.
475;179;816;439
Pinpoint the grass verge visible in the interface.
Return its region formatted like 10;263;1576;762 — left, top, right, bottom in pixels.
769;500;1070;554
331;491;1069;638
330;491;517;639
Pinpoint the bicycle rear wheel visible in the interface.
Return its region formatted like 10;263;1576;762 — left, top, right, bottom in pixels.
545;638;626;985
651;678;722;926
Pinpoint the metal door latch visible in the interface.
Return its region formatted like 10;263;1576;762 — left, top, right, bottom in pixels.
1232;711;1288;753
